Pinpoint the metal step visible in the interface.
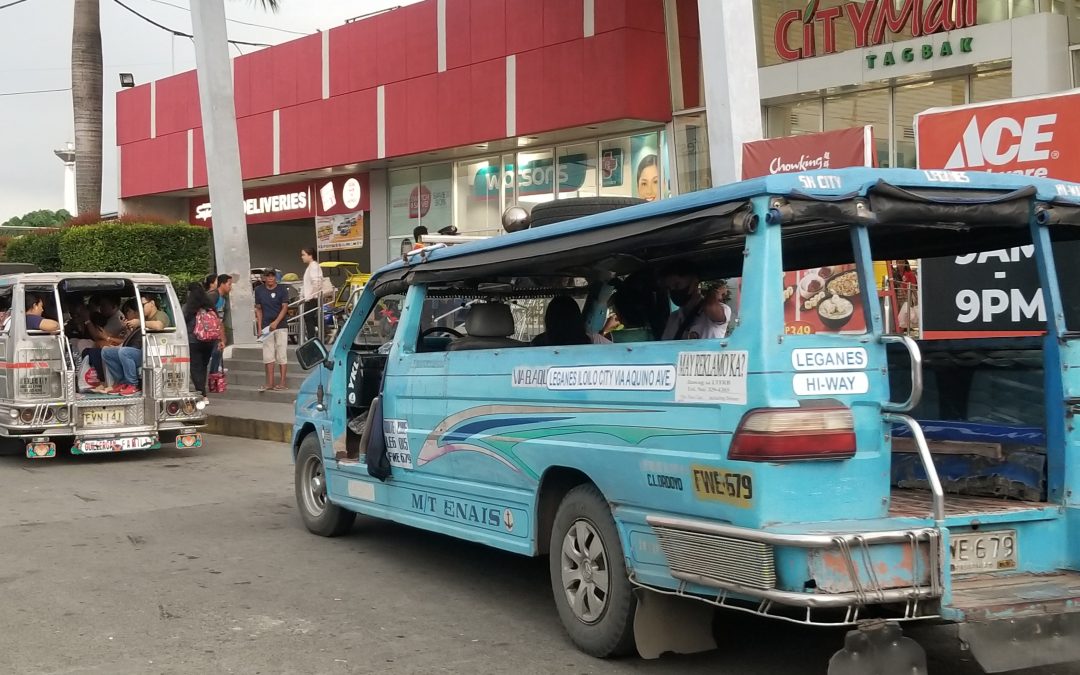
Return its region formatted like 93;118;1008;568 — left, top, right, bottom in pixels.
223;357;301;373
949;571;1080;621
950;571;1080;673
209;384;297;405
225;369;307;388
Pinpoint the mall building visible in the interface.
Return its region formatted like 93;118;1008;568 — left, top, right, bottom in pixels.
115;0;1080;275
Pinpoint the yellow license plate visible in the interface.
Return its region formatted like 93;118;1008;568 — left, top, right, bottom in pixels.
83;408;125;427
690;465;754;508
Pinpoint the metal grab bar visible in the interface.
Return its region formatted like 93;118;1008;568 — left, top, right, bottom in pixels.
880;333;923;412
884;413;944;522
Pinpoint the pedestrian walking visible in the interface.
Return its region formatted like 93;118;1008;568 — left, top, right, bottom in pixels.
184;282;218;394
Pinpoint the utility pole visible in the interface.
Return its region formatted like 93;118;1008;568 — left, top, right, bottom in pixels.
697;0;763;185
190;0;255;345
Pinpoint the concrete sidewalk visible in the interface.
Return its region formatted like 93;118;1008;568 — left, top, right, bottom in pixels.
204;398;295;443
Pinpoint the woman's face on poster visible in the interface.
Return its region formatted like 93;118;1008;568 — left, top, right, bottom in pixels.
637;163;659;202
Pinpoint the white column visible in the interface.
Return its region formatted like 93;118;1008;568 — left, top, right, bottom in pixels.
368;169;389;271
190;0;256;345
1010;13;1072;98
697;0;762;185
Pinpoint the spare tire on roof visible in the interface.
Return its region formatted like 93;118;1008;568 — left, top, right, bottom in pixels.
528;196;645;229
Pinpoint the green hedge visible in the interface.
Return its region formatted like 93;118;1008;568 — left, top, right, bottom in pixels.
59;222;209;276
5;222;211;298
4;231;63;272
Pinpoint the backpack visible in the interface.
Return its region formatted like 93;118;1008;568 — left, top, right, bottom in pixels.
193;308;223;342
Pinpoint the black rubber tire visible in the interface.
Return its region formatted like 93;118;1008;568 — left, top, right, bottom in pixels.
294;434;356;537
529;196;645;228
549;483;637;658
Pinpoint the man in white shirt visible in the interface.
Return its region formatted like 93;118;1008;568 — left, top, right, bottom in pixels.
660;265;731;340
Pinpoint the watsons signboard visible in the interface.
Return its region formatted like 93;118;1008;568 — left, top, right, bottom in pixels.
472;155;589;199
774;0;978;62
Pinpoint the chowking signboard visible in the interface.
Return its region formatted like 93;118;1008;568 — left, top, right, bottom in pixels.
916;90;1080;338
741;126;875;180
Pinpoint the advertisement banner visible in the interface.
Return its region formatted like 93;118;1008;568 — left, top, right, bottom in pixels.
741;126;874;180
190;173;369;226
915;89;1080;180
915;90;1080;337
315;211;364;252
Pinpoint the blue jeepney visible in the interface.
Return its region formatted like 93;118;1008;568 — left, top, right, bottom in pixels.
291;167;1080;672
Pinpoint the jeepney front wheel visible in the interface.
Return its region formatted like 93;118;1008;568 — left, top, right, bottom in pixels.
549;484;637;657
295;434;355;537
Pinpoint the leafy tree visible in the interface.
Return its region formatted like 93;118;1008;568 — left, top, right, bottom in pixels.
0;209;72;229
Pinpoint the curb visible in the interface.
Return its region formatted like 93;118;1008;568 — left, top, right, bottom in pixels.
205;414;293;443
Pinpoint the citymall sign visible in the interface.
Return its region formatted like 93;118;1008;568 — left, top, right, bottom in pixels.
915;89;1080;180
741;126;874;180
190;173;370;226
774;0;978;61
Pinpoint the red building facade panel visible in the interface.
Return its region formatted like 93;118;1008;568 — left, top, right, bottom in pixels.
117;0;672;199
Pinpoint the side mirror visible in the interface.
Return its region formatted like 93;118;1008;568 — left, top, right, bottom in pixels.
296;338;330;371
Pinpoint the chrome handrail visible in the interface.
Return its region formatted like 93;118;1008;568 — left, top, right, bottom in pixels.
880;333;923;412
884;413;944;522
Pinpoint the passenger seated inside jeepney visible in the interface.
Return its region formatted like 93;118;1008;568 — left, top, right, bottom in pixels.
25;293;60;332
99;296;171;396
531;295;609;346
659;264;731;340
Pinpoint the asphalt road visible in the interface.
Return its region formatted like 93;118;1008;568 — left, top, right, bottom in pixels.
0;437;1077;675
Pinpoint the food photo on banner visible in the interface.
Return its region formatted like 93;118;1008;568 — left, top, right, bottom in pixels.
783;266;866;335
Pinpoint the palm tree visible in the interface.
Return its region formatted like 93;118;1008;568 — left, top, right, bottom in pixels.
69;0;279;217
72;0;102;217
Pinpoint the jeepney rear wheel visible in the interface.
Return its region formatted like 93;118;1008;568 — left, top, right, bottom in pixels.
295;434;355;537
549;483;637;657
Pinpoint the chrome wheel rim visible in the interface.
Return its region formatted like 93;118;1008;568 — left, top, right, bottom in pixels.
560;519;610;624
301;454;327;517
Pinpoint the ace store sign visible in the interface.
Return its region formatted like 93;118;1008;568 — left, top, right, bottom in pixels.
774;0;979;62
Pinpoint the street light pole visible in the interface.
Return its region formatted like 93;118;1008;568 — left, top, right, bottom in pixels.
190;0;256;346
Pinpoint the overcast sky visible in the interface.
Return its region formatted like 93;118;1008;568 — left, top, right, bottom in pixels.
0;0;414;222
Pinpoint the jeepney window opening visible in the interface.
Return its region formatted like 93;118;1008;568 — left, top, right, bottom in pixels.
134;284;177;332
24;284;62;334
1048;226;1080;333
0;286;12;333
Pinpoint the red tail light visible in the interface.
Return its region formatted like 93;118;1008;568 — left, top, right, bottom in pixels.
729;407;856;461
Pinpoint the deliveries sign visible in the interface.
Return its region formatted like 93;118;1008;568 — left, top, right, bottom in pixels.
742;126;874;180
915;90;1080;180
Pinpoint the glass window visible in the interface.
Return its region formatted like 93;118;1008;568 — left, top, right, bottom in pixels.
673;112;711;194
419;164;453;234
970;70;1012;103
766;99;822;138
455;156;503;237
388;168;419;259
354;294;405;349
1074;49;1080;84
556;143;599;200
515;149;556;208
598;136;633;198
893;78;966;168
824;89;891;167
